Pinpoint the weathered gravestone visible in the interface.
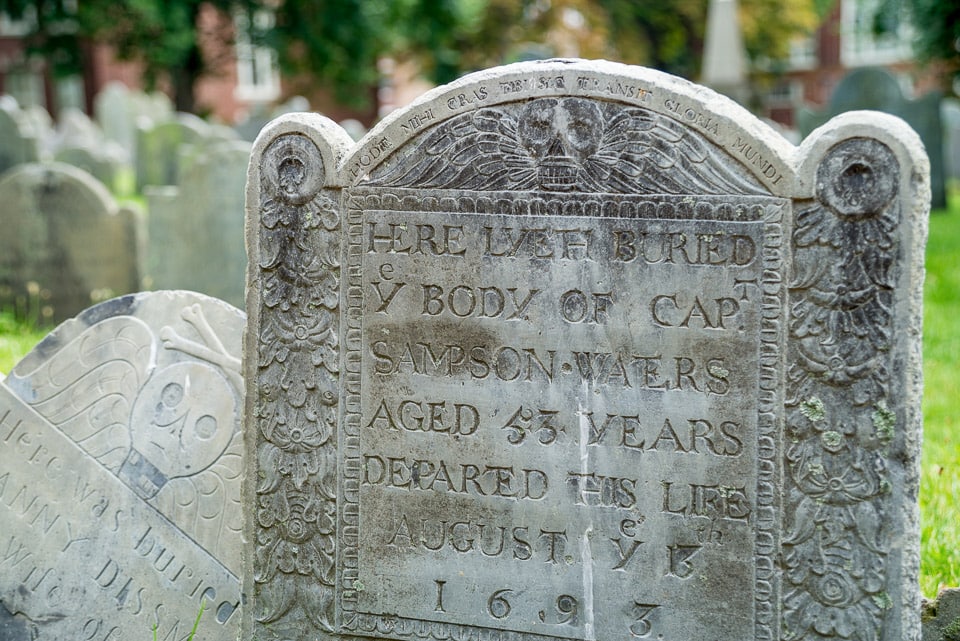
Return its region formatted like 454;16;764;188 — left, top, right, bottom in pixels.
54;144;127;193
136;113;212;190
144;139;252;307
0;97;40;175
799;67;945;209
0;290;245;641
0;162;141;324
243;60;929;641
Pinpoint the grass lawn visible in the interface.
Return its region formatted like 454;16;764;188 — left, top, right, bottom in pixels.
919;196;960;597
0;196;958;597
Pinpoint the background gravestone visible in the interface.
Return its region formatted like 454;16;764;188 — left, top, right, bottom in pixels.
942;99;960;184
94;81;142;160
0;98;40;175
799;66;945;208
136;113;211;190
0;162;141;324
0;290;244;641
52;107;102;152
54;144;127;193
243;61;928;641
144;139;252;307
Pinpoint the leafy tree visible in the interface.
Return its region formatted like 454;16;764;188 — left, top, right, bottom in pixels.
0;0;826;114
0;0;258;112
596;0;821;79
864;0;960;92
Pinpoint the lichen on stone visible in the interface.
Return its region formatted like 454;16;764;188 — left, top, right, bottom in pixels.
820;430;843;450
943;616;960;641
872;400;896;444
871;591;893;610
800;396;825;422
708;364;729;379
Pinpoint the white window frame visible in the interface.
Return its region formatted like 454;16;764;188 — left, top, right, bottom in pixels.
234;9;281;103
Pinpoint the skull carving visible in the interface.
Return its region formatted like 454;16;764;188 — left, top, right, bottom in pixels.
119;362;237;499
518;98;604;191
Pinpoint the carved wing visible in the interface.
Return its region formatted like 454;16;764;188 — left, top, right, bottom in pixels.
7;316;154;472
154;430;243;570
583;107;769;195
369;109;538;190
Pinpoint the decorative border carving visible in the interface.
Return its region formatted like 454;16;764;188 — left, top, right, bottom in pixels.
252;133;341;637
782;138;901;641
367;100;768;197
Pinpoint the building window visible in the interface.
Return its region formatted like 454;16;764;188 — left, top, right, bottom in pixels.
235;9;280;102
840;0;912;66
787;36;817;70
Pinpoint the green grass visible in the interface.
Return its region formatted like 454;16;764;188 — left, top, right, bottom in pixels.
0;196;958;598
920;195;960;597
0;311;49;374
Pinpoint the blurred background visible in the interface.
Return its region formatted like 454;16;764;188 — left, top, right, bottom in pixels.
0;0;955;132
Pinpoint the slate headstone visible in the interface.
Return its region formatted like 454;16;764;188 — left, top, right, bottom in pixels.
0;290;244;641
136;113;211;190
22;105;53;159
95;81;139;158
243;60;928;641
52;108;103;153
54;144;127;193
0;98;40;175
799;66;945;208
942;98;960;182
0;162;141;324
144;140;252;307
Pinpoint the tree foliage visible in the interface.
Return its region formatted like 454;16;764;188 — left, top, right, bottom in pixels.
0;0;828;113
0;0;256;111
902;0;960;81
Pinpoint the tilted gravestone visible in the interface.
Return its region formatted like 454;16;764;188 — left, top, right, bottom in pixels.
243;60;929;641
0;290;245;641
0;162;142;324
144;139;252;308
799;67;945;209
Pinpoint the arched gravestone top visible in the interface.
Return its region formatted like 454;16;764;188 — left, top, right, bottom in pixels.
0;162;141;324
243;60;929;641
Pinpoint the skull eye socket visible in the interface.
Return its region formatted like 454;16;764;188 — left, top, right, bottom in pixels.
161;383;184;408
567;122;594;150
560;100;603;155
194;415;218;440
518;100;559;150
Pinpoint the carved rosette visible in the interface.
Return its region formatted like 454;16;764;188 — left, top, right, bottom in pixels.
254;133;340;637
783;139;900;641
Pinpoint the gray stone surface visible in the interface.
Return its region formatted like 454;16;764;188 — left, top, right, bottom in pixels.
799;66;946;208
54;144;128;192
0;162;142;324
136;112;211;190
0;98;40;175
923;589;960;641
0;290;244;641
52;107;102;152
942;99;960;182
243;60;928;641
144;139;251;307
94;81;147;160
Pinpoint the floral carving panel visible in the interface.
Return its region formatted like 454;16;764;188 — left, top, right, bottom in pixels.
783;138;902;641
252;133;341;640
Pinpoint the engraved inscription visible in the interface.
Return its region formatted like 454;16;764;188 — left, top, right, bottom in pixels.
349;189;784;641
